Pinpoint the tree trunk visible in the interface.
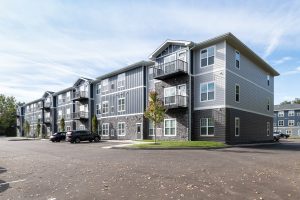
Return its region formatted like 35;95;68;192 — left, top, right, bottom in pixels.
154;123;157;144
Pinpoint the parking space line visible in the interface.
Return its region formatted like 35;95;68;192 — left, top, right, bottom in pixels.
0;179;26;186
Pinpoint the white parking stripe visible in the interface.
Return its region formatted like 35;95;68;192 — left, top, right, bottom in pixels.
0;179;26;186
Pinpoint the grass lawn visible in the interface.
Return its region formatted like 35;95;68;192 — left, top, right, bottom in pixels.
132;140;226;149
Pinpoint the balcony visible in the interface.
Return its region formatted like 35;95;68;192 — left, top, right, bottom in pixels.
44;102;51;109
72;111;89;120
16;111;21;117
164;95;188;109
72;91;88;101
153;59;188;80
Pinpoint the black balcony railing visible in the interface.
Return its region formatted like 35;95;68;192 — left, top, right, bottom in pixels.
164;95;187;109
72;91;88;100
72;111;89;119
153;59;187;80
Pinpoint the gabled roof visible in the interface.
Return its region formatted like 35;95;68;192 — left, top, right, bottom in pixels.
149;40;193;60
192;32;280;76
73;77;93;87
52;87;74;96
274;104;300;111
42;91;54;98
23;98;44;106
95;60;154;81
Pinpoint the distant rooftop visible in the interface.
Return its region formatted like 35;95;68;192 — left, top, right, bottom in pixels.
274;104;300;111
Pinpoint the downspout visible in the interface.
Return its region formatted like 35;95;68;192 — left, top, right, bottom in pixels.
188;46;193;141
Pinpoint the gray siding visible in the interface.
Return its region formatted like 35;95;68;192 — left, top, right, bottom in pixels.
226;43;273;116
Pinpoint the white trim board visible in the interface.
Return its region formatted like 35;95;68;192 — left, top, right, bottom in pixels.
101;86;145;97
99;113;144;119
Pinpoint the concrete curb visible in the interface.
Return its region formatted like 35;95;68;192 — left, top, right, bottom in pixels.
111;145;230;150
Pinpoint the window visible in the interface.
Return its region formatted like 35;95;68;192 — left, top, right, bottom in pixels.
288;120;295;126
117;73;125;88
111;83;115;90
96;104;101;115
235;117;240;136
66;126;71;131
164;86;176;105
288;110;295;116
200;46;215;67
164;119;176;136
118;94;125;112
117;122;126;136
267;122;270;136
102;123;109;136
278;120;284;126
297;122;300;126
149;121;154;136
235;84;240;102
200;118;214;136
200;82;215;102
267;75;270;86
235;51;240;69
297;112;300;116
111;106;114;113
102;101;109;114
148;67;154;80
273;123;277;127
96;84;101;94
102;79;108;92
286;130;292;134
267;98;270;111
278;111;284;117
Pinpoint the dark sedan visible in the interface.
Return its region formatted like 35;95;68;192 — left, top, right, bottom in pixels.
49;132;67;142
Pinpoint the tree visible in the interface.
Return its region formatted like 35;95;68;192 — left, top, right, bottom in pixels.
0;94;17;136
60;118;65;132
36;119;41;138
144;91;166;144
24;120;30;137
293;98;300;104
92;115;98;134
280;100;291;105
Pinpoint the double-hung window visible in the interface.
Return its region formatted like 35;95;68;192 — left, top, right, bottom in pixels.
200;118;214;136
200;46;215;67
278;111;284;117
117;122;126;136
267;122;270;136
267;98;270;111
102;79;109;92
235;50;240;69
278;120;284;126
288;120;295;126
96;84;101;94
288;110;295;116
96;104;101;115
149;121;154;136
164;119;176;136
235;117;240;136
235;84;240;102
200;82;215;102
118;93;125;112
102;123;109;136
102;101;109;114
267;75;270;86
164;86;176;105
117;73;125;88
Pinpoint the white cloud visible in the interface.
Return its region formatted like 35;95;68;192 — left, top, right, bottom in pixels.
273;56;292;65
281;67;300;75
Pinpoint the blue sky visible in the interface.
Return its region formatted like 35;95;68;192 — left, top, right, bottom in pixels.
0;0;299;104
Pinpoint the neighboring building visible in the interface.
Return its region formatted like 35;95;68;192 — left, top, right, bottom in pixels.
16;104;25;136
16;33;280;144
274;104;300;136
42;91;55;136
23;99;44;137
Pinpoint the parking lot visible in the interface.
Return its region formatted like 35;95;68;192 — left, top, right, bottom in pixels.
0;138;300;200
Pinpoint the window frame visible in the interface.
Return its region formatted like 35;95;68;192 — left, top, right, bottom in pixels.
267;122;270;136
278;111;284;117
235;50;240;69
96;84;101;95
267;98;270;111
102;79;109;92
200;46;215;68
102;101;109;114
288;110;295;116
118;94;126;112
102;123;109;136
200;118;215;136
96;104;101;115
149;121;154;136
117;73;126;88
117;122;126;136
288;120;295;126
164;119;177;136
267;75;270;86
200;82;215;102
278;120;284;126
164;86;176;105
235;117;240;136
235;84;240;103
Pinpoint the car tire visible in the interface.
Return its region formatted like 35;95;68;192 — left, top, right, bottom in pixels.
75;138;80;143
94;137;100;142
52;141;55;143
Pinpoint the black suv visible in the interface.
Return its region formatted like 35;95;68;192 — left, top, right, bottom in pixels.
66;130;100;143
49;132;66;142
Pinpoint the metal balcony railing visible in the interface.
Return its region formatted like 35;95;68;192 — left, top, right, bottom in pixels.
72;91;88;100
164;95;188;109
72;111;89;119
153;59;188;80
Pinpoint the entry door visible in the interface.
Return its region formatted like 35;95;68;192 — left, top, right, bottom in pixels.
177;85;187;106
136;123;142;140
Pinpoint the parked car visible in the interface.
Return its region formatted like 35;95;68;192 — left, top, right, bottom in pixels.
273;132;281;142
49;132;66;142
279;132;290;139
66;130;100;143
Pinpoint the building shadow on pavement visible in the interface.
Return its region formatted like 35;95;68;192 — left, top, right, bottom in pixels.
0;167;9;193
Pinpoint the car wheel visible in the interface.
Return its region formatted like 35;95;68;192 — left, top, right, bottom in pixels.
75;138;80;143
52;140;55;143
89;139;93;142
94;137;100;142
57;140;61;142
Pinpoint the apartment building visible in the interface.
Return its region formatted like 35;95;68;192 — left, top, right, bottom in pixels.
274;104;300;136
23;98;44;137
16;105;25;136
16;33;279;144
42;91;55;136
